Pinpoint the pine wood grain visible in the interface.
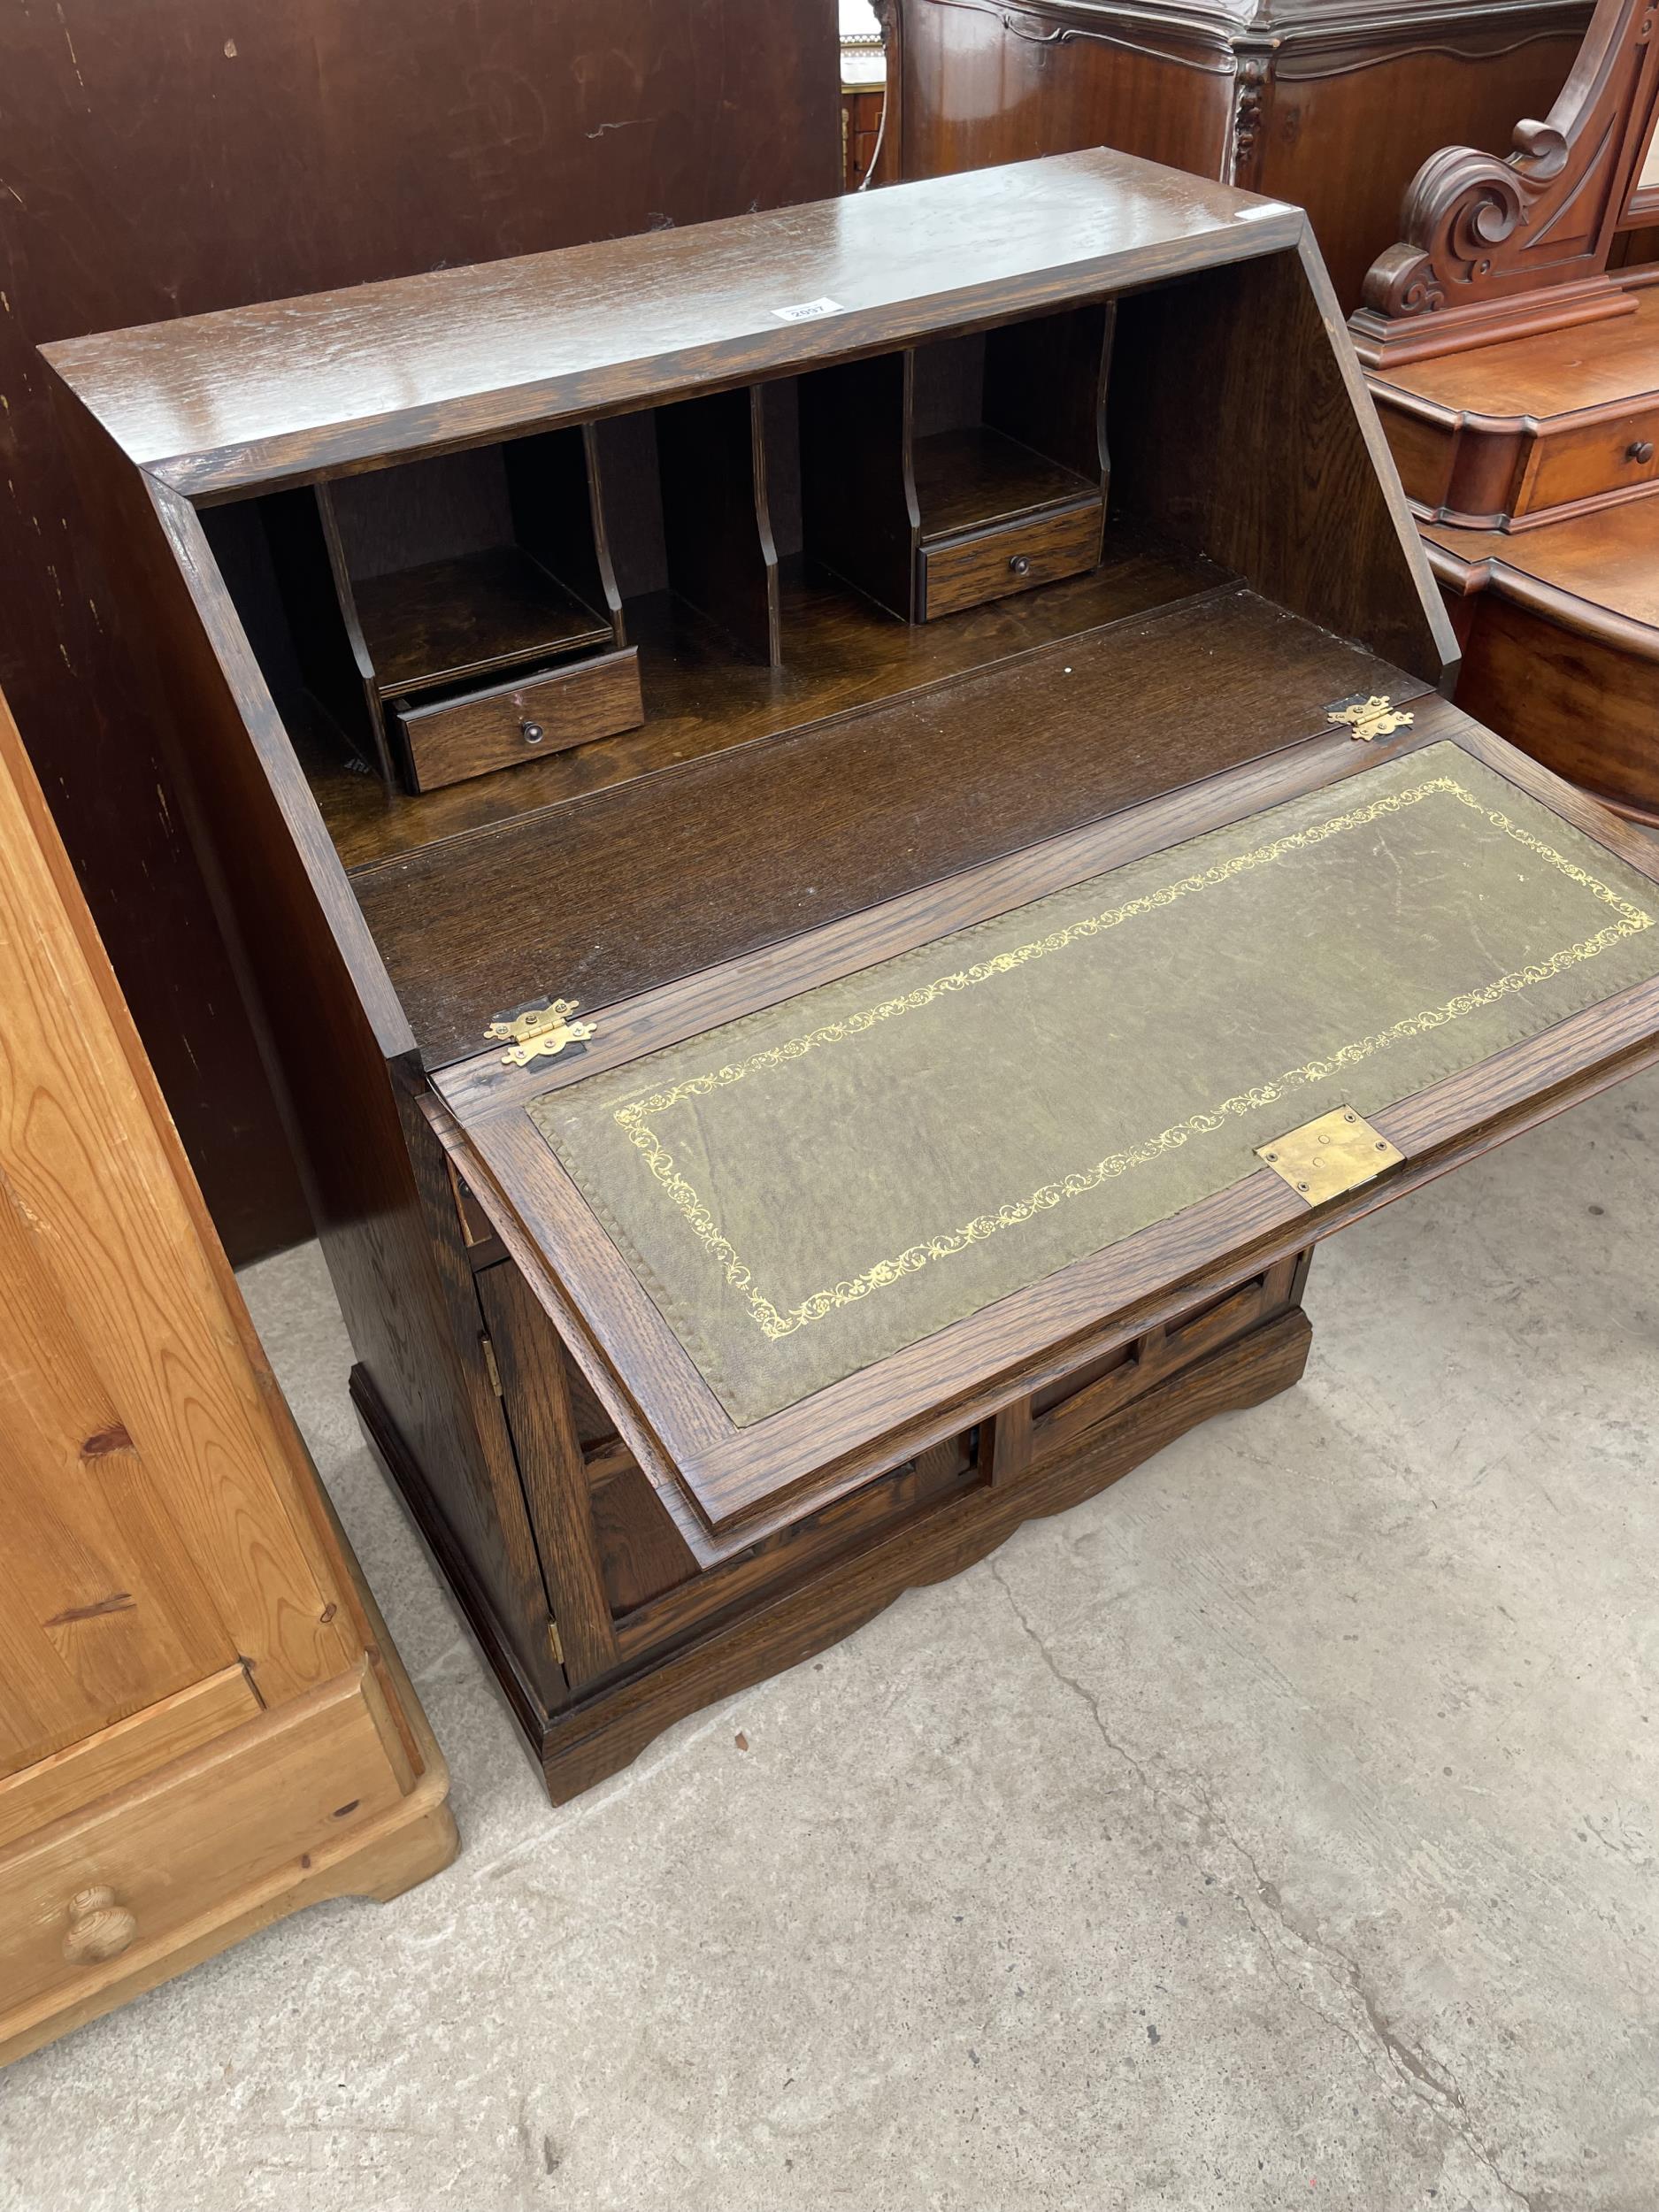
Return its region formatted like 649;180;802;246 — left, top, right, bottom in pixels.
0;1667;421;2047
0;687;456;2062
0;1667;260;1853
0;694;352;1747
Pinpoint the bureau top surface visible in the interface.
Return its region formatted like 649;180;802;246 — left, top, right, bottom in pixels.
42;150;1298;495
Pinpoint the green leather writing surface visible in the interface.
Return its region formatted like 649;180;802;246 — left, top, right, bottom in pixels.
530;745;1659;1425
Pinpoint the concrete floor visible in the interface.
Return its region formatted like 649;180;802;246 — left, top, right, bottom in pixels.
3;1072;1657;2211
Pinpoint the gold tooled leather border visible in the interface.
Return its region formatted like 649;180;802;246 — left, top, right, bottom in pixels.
607;775;1654;1342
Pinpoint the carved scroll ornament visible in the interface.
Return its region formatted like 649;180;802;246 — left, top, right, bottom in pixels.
1363;124;1574;319
1356;0;1659;355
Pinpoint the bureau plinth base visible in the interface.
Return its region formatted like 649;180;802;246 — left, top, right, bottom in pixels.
354;1292;1312;1806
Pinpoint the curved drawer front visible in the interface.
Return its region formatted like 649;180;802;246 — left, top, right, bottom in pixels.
1523;404;1659;518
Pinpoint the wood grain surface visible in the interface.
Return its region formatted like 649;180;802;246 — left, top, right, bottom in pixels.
397;649;644;794
320;528;1220;871
1426;510;1659;818
526;1310;1314;1800
0;683;456;2061
0;690;353;1773
918;500;1103;618
44;152;1301;492
892;0;1590;311
356;588;1416;1062
50;142;1652;1809
0;1668;259;1853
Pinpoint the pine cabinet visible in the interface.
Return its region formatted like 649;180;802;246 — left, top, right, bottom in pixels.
0;687;456;2066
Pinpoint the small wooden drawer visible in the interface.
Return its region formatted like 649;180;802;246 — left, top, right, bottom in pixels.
395;646;643;793
1524;407;1659;517
0;1669;406;2024
918;499;1103;621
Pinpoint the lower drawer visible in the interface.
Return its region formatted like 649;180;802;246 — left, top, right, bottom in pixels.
395;646;643;793
918;499;1102;620
0;1667;406;2022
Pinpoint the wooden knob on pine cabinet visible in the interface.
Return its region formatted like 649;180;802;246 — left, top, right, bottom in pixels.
62;1886;137;1964
1627;441;1655;465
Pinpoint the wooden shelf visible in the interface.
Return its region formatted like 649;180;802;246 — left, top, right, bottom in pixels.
912;424;1097;541
352;546;611;697
311;519;1219;872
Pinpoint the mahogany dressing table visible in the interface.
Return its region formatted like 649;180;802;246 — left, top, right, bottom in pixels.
883;0;1593;313
1352;0;1659;822
44;152;1659;1799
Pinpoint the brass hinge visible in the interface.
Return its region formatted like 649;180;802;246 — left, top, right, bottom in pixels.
1325;693;1415;742
548;1617;565;1665
1256;1105;1404;1206
487;996;596;1068
480;1332;503;1397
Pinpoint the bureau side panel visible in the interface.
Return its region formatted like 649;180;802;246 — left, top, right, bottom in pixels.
1109;236;1457;684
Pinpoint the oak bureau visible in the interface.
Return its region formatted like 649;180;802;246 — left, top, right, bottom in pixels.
44;152;1659;1799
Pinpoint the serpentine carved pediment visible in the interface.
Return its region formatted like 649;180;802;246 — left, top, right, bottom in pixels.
1357;0;1659;342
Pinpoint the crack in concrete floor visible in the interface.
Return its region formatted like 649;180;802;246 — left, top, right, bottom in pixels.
987;1556;1540;2211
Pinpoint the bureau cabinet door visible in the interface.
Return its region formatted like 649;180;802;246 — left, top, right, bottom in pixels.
0;694;351;1779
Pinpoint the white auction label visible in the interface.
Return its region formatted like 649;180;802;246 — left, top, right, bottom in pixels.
771;296;847;323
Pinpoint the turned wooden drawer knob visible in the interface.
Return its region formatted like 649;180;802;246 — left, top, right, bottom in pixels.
520;720;546;746
1627;441;1655;465
62;1886;137;1964
1008;554;1032;577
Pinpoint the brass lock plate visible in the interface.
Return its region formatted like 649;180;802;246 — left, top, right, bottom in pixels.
1256;1106;1404;1206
